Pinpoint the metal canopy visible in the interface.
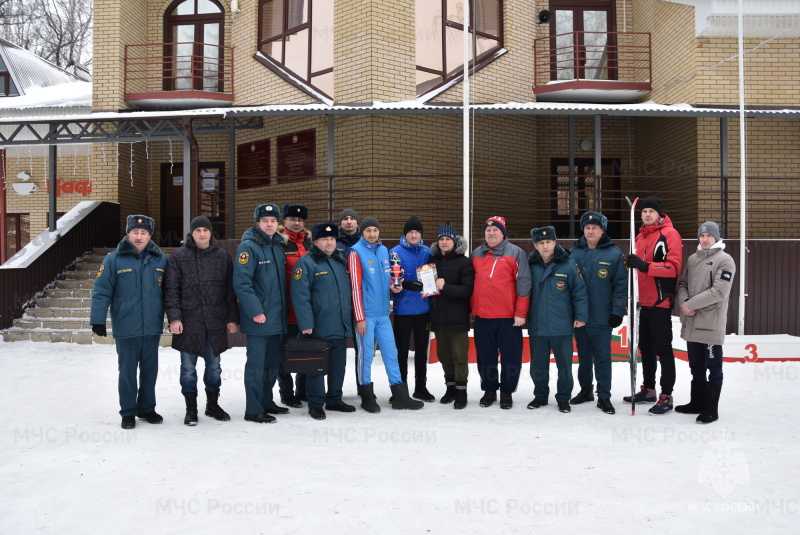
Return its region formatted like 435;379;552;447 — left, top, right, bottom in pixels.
2;101;798;147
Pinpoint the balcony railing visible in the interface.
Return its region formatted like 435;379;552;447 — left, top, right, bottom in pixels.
534;31;651;100
124;42;234;106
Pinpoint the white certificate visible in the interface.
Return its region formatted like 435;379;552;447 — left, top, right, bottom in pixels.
417;263;440;297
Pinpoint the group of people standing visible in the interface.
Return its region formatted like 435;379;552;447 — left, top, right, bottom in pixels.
89;196;734;430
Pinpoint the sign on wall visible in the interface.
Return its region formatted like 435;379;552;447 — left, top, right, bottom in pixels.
277;130;315;182
237;139;270;190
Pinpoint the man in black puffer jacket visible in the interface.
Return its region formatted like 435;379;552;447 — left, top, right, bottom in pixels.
163;216;240;426
429;223;474;409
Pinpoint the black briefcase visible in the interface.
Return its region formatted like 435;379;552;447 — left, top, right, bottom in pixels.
283;337;329;375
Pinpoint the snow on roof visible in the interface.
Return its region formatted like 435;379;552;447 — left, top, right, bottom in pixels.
0;38;86;96
0;81;92;110
0;201;104;269
1;100;800;127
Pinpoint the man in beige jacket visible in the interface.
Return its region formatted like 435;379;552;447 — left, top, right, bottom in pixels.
676;221;735;424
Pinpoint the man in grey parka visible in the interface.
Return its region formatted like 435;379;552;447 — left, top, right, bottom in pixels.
676;221;735;424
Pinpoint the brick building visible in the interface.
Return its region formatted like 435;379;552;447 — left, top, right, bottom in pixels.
2;0;800;257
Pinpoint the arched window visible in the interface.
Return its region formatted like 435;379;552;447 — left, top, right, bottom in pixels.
416;0;503;96
165;0;225;91
258;0;334;99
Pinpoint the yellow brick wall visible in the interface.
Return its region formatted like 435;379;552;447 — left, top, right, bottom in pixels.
634;0;698;105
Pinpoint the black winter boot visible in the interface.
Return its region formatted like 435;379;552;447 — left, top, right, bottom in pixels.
453;381;467;409
358;383;381;413
479;390;497;407
500;391;513;410
675;381;705;414
413;378;436;402
440;381;457;404
205;391;231;421
390;383;425;410
569;386;594;405
696;386;721;424
184;393;198;426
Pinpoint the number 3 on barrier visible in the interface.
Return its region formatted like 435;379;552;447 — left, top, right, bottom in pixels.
744;344;758;362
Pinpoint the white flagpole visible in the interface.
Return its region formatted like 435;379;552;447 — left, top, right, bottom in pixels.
462;0;471;247
737;0;747;335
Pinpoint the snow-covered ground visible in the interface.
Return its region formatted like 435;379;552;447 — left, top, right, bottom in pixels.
2;341;798;533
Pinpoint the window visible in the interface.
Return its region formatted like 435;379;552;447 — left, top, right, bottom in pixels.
258;0;333;98
5;213;30;259
0;55;19;97
549;1;615;81
416;0;503;96
165;0;225;91
551;158;621;238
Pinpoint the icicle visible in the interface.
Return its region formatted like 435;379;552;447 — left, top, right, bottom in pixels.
28;145;34;175
168;137;174;174
101;142;107;163
1;150;6;190
87;145;92;185
73;145;78;177
130;143;134;187
116;143;119;175
145;140;149;160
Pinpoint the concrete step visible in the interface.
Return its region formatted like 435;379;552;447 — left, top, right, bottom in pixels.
44;288;93;299
62;270;98;280
34;297;93;309
26;307;91;318
13;318;96;330
54;279;96;290
2;328;172;346
83;254;108;263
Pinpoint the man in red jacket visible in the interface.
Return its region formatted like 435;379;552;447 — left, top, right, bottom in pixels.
471;216;531;410
279;204;313;407
624;197;683;414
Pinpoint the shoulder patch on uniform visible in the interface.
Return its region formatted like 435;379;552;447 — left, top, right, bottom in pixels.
556;280;566;291
96;264;105;278
294;267;303;280
721;270;732;281
238;252;249;265
598;268;609;278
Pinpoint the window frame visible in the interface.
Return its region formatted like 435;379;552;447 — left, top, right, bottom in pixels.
163;0;226;92
416;0;504;97
257;0;333;100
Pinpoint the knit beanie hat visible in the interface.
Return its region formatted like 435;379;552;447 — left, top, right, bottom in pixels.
698;221;721;242
483;216;507;237
403;216;423;235
360;216;380;232
580;211;608;231
531;226;557;243
254;203;280;221
339;208;359;222
437;222;457;242
126;215;155;235
190;216;212;233
312;223;339;241
640;196;663;216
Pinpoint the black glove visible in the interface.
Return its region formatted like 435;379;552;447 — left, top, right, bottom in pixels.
401;280;424;292
609;314;624;328
91;324;107;337
625;254;649;272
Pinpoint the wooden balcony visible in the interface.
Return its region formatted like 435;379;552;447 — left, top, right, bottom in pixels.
124;42;234;110
534;31;651;103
